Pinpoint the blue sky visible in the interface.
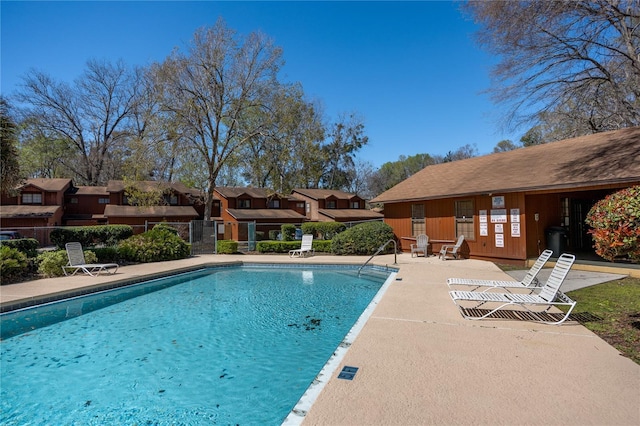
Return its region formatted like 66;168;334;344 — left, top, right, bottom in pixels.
1;1;521;168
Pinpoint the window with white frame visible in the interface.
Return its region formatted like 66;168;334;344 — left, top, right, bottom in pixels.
22;193;42;204
411;204;425;236
350;201;360;209
455;200;474;240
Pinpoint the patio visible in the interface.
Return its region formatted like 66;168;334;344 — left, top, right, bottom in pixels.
1;253;638;425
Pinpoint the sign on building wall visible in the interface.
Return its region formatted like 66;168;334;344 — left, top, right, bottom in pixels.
490;209;507;223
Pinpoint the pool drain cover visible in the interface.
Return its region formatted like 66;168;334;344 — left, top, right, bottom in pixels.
338;366;359;380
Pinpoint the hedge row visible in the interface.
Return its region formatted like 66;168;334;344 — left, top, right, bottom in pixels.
256;240;332;254
50;225;133;248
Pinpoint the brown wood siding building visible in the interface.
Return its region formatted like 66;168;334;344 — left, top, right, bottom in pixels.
371;127;640;264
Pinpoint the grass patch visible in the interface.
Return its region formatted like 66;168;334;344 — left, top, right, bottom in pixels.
495;262;639;364
563;277;640;364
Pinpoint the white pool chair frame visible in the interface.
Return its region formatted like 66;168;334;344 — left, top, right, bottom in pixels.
63;242;119;277
288;234;315;258
446;249;553;292
448;253;576;325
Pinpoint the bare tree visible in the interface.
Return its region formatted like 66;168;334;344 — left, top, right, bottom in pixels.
153;19;284;219
15;60;140;185
464;0;640;138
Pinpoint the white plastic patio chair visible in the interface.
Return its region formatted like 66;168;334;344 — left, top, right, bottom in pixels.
410;234;429;257
448;253;576;325
62;242;119;277
438;235;464;260
446;249;553;292
288;234;315;258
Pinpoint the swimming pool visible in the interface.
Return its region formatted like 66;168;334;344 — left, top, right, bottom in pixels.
0;264;396;425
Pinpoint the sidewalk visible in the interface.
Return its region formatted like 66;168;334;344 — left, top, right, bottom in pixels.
1;254;639;425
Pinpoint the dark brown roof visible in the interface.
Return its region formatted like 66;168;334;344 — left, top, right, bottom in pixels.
226;208;306;221
21;178;71;192
318;209;384;221
72;186;109;195
371;127;640;203
103;205;198;218
215;187;271;199
292;188;363;201
0;205;61;218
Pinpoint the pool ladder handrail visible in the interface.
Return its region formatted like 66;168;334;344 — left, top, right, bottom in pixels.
358;239;397;276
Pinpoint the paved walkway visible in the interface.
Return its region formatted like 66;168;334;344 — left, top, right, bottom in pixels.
1;254;639;425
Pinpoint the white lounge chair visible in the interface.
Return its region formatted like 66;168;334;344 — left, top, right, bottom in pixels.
449;253;576;325
446;249;554;292
410;234;429;257
62;242;119;277
438;235;464;260
289;234;314;258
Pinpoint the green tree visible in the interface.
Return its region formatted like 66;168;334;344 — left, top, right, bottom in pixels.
239;83;324;193
369;153;435;195
321;113;369;189
493;139;519;153
0;98;22;194
520;125;545;147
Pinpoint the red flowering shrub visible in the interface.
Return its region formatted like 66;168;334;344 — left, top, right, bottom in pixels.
585;186;640;263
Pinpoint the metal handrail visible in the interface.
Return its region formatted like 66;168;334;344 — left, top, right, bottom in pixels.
358;239;397;276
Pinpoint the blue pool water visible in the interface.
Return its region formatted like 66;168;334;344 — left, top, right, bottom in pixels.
0;265;394;425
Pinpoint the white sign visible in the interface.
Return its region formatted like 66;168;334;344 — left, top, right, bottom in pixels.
495;233;504;247
479;210;488;223
490;209;508;223
510;208;520;223
495;224;504;233
511;223;521;237
480;222;488;236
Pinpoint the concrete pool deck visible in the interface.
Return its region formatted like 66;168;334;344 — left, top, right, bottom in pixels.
1;253;639;425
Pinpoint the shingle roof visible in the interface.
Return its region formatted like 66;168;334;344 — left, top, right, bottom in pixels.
215;187;270;199
103;205;198;217
292;188;362;200
371;127;640;203
0;205;61;218
226;208;307;221
21;178;71;192
318;209;384;221
72;186;109;195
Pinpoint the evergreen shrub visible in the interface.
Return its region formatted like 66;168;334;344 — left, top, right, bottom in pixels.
331;221;395;255
50;225;133;248
118;227;190;263
217;240;238;254
0;238;38;258
281;224;296;241
37;249;98;277
0;245;28;282
301;222;346;240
